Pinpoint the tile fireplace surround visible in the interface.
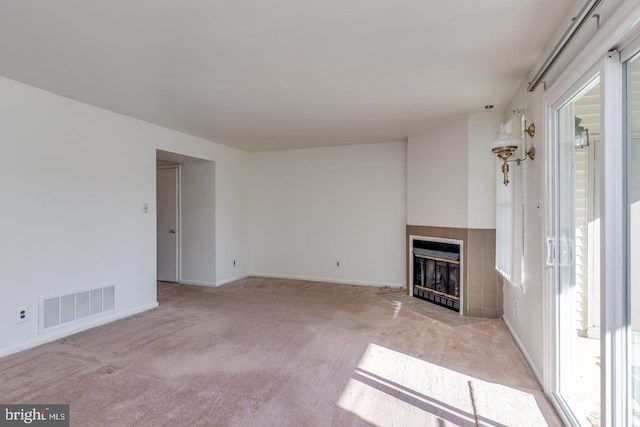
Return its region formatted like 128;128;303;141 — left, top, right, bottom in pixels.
406;225;504;319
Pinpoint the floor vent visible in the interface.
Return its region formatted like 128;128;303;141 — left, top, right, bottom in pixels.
40;285;115;332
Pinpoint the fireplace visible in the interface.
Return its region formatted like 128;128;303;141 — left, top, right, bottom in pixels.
411;238;462;312
408;227;501;319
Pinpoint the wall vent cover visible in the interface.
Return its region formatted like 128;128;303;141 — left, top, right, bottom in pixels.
39;285;115;332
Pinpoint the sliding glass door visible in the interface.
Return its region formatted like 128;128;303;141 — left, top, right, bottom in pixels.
542;6;640;423
553;76;602;426
548;40;640;427
625;47;640;427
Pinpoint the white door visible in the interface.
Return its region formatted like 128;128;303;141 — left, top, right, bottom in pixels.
157;166;179;282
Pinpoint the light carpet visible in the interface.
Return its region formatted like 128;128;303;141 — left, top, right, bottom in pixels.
0;277;561;426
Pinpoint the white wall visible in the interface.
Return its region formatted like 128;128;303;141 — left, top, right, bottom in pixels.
468;112;502;229
499;87;546;380
153;137;252;287
180;162;216;286
0;76;251;356
407;118;469;227
250;142;407;287
407;113;499;229
213;151;252;285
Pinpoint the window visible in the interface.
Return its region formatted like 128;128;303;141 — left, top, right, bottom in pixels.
495;115;525;291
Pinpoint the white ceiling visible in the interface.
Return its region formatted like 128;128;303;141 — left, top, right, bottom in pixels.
0;0;574;152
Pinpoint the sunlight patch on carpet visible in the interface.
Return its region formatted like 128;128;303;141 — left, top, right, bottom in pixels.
337;343;547;427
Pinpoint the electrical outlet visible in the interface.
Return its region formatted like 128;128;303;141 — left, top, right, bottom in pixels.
233;260;236;267
143;203;149;214
336;261;340;268
17;307;28;323
515;299;520;317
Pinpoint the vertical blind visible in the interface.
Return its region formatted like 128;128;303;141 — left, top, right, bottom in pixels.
495;156;515;283
495;118;516;284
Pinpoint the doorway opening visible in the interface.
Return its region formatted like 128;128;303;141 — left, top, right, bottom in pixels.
156;150;216;287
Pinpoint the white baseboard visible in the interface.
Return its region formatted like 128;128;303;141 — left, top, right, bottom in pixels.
215;273;251;286
251;272;404;288
179;279;217;287
0;302;159;359
502;315;543;386
177;273;403;289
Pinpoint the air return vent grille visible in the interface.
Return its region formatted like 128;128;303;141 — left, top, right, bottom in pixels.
40;285;115;332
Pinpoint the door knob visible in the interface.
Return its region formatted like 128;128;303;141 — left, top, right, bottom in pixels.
170;229;176;234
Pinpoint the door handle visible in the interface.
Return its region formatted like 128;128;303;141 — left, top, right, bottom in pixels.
546;237;555;266
170;229;176;234
558;235;573;266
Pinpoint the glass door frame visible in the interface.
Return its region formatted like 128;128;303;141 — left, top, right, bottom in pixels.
545;66;603;426
600;46;631;427
543;27;640;425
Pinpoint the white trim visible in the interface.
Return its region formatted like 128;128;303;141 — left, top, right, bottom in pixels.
0;302;159;358
214;274;251;286
408;235;464;315
543;91;558;397
544;60;602;426
502;315;543;385
251;272;403;288
503;316;585;426
601;48;628;427
621;40;640;427
549;392;590;427
177;164;183;284
179;279;218;287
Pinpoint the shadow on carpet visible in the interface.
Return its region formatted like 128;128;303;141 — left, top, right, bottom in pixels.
376;290;493;327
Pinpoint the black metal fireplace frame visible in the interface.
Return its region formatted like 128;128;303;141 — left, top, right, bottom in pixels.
412;240;461;312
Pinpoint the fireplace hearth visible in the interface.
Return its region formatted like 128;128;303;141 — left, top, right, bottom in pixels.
412;239;461;312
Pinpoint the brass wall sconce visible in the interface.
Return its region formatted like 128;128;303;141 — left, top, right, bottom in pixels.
489;112;535;185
